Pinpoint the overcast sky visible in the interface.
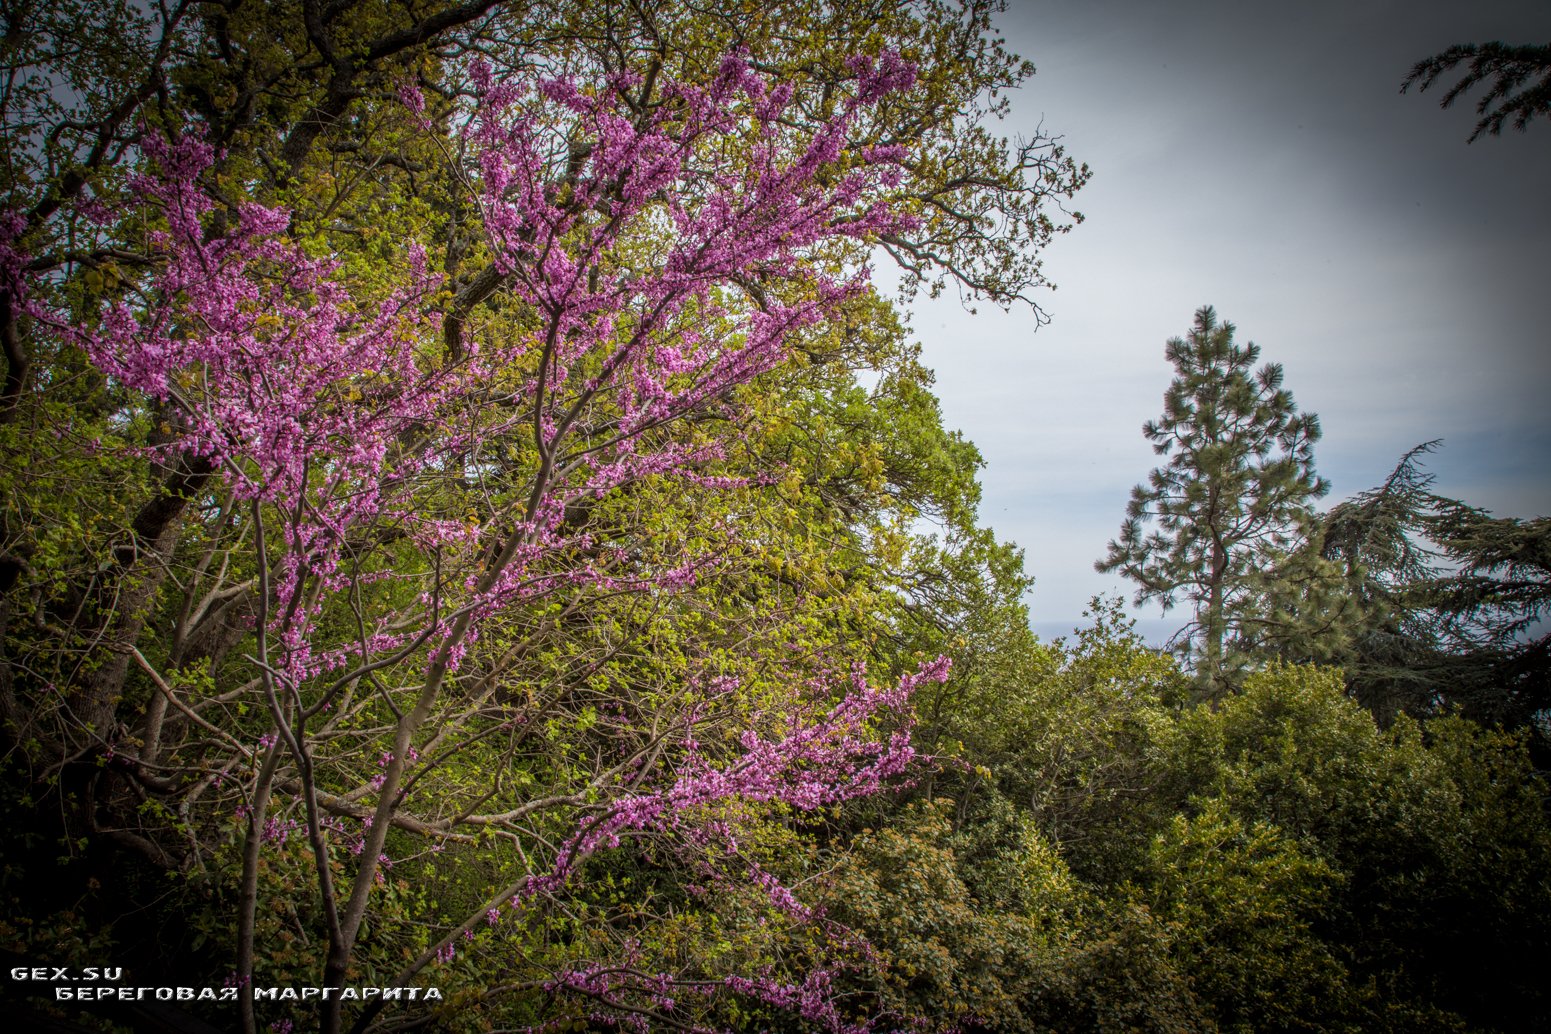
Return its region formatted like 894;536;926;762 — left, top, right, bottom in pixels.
895;0;1551;641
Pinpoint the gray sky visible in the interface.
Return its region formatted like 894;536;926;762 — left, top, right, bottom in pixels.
898;0;1551;641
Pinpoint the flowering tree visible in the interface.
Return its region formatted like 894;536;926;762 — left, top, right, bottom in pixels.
0;3;1085;1032
4;43;953;1034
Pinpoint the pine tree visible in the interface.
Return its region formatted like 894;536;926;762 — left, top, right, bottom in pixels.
1098;306;1329;696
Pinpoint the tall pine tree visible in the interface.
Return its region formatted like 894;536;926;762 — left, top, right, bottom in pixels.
1098;306;1328;695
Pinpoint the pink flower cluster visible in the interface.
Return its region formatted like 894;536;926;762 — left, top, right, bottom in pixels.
12;47;941;1032
521;656;949;1030
537;657;947;884
14;53;919;691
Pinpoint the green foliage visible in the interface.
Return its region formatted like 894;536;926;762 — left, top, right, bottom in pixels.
825;801;1048;1030
928;600;1183;883
842;614;1551;1034
1138;796;1351;1033
1162;664;1551;1031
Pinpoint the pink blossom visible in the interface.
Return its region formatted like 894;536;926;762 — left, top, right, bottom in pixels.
12;50;935;1033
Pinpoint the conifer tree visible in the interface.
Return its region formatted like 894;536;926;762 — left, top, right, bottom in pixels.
1313;442;1550;735
1098;306;1328;695
1402;41;1551;142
